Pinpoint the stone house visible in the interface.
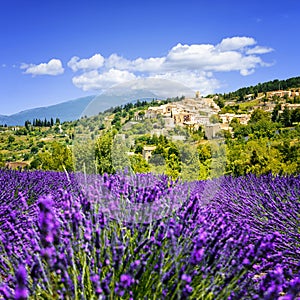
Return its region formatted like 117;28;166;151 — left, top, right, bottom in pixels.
142;146;156;162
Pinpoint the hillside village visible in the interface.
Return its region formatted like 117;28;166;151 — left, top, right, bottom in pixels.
140;92;222;140
131;89;300;140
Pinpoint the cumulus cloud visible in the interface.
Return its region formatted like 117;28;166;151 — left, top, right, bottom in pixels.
104;54;165;72
217;36;256;51
69;36;273;93
72;69;136;91
68;54;104;71
21;59;64;76
153;71;221;96
246;46;274;55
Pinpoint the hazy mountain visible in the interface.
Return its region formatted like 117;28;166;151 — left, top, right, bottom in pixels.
0;96;95;126
81;78;194;117
0;93;158;127
0;78;195;126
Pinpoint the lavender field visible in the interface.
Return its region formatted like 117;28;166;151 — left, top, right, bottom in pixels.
0;169;299;299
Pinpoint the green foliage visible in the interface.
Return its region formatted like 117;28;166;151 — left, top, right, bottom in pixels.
73;139;96;174
36;142;73;172
223;76;300;100
220;105;239;114
0;153;4;167
272;104;281;122
95;131;115;175
229;117;240;128
111;135;132;172
166;153;181;179
15;127;28;135
30;146;39;154
8;135;15;144
226;137;299;176
129;154;150;173
249;109;270;123
213;96;225;108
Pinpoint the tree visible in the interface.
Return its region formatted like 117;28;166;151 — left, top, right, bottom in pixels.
213;97;225;109
198;144;212;163
249;109;270;123
0;153;4;168
271;104;281;122
129;154;150;173
35;142;74;171
167;144;180;158
166;153;181;180
95;131;115;175
111;135;131;172
30;146;39;154
73;139;96;174
291;108;300;123
229;118;240;129
134;144;144;154
179;144;200;181
8;135;15;144
25;120;31;130
138;111;145;119
128;110;134;119
250;149;259;165
281;107;292;127
30;157;42;169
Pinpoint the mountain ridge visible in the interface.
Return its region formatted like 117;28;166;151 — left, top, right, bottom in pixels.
0;96;95;126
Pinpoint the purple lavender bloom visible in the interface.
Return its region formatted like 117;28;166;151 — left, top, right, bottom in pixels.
0;285;12;299
190;248;204;264
15;264;28;300
38;195;59;247
120;274;134;288
181;274;192;283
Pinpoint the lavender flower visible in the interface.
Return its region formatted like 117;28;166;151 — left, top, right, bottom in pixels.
14;264;28;300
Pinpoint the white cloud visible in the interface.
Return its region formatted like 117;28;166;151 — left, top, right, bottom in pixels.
246;46;274;55
105;54;131;70
21;59;64;76
164;43;216;70
105;54;165;72
217;36;256;51
69;36;273;93
72;69;136;91
68;54;104;72
153;71;221;95
240;69;255;76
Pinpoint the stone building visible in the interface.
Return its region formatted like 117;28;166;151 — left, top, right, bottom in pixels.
142;146;156;162
205;124;222;140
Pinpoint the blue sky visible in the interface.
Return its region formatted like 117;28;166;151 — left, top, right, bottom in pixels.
1;0;300;115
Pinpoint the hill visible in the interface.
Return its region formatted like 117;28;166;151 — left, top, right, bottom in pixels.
222;76;300;100
0;96;95;126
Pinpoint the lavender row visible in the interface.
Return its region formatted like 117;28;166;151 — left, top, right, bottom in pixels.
0;169;299;299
